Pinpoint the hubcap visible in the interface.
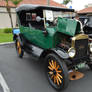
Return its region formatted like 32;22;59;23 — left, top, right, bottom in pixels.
48;60;63;86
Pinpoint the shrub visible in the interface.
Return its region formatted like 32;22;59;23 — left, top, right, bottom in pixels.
4;28;12;33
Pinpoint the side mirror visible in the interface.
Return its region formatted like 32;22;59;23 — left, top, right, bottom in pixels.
36;16;44;22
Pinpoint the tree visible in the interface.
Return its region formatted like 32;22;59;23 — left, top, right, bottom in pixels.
3;0;22;28
11;0;22;7
11;0;23;27
63;0;72;5
5;0;13;28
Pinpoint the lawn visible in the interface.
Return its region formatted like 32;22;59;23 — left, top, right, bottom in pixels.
0;29;13;43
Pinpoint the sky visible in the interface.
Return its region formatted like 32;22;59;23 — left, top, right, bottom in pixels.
53;0;92;10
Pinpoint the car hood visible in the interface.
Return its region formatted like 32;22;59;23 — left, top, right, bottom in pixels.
57;17;81;36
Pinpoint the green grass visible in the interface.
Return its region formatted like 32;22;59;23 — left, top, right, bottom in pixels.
0;29;13;43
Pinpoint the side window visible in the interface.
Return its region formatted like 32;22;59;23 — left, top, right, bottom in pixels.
26;12;44;30
26;13;32;21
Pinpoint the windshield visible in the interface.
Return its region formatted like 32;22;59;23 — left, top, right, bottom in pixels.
44;10;75;27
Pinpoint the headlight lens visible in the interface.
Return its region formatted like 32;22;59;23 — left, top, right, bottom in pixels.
90;43;92;52
68;47;76;58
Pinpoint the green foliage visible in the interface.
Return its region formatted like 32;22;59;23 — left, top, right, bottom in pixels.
3;28;12;33
11;0;22;6
0;29;13;43
63;0;72;5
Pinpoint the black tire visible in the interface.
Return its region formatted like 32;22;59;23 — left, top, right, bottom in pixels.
87;57;92;70
45;53;69;91
88;64;92;70
15;38;24;58
88;61;92;70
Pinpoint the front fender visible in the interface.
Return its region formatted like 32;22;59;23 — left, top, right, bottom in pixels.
51;48;69;59
40;48;69;60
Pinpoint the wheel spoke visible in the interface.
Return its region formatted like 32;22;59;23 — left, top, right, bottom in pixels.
48;66;53;71
49;61;54;69
56;76;59;85
18;48;21;54
56;65;60;70
57;70;62;73
57;75;62;84
54;76;56;84
57;73;63;79
51;75;54;79
51;60;55;68
48;71;53;75
17;42;20;47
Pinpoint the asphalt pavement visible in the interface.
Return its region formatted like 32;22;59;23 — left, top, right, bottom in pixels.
0;44;92;92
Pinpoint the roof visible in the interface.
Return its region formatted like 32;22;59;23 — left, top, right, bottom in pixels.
0;0;15;7
16;4;74;12
78;7;92;14
0;0;66;8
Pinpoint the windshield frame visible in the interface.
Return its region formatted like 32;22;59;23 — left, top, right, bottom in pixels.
43;9;75;28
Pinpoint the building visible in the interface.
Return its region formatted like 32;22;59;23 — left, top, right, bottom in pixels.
0;0;66;28
78;7;92;16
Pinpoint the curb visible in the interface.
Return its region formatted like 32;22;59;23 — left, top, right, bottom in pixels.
0;42;14;46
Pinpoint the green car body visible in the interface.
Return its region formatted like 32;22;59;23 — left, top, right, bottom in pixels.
19;17;81;49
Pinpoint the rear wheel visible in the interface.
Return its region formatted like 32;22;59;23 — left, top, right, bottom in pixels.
15;39;24;58
45;53;69;91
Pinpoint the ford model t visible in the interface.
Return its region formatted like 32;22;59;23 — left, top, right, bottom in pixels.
13;4;92;91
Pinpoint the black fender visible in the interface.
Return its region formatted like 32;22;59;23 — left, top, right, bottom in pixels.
40;48;69;60
52;48;69;59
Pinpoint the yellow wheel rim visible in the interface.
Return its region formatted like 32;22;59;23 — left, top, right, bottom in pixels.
48;60;63;86
17;41;22;55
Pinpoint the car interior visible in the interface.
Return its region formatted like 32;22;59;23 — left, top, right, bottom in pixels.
18;10;44;30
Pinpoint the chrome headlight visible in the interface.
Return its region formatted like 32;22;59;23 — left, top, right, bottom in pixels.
68;47;76;58
90;43;92;52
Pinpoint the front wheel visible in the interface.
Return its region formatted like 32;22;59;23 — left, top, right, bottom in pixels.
88;64;92;70
15;39;24;58
45;53;69;91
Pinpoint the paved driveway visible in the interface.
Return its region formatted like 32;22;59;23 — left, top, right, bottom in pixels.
0;44;92;92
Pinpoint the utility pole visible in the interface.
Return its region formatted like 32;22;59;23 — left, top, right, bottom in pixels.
47;0;50;6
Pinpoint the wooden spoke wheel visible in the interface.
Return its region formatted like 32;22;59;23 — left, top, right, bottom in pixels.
15;39;24;58
45;53;69;91
48;60;63;86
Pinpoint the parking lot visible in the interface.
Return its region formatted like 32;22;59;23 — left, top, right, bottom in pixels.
0;44;92;92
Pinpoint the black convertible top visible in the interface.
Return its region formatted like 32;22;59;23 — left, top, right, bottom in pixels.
16;4;75;12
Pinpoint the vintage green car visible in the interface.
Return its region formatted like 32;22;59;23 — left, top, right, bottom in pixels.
13;4;92;91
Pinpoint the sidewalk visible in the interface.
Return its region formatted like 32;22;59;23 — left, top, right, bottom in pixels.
0;42;14;46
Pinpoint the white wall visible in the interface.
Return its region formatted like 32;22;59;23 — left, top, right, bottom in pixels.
0;7;16;28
